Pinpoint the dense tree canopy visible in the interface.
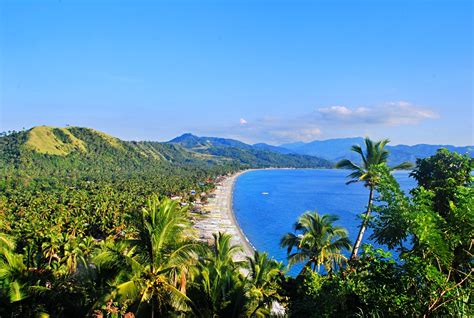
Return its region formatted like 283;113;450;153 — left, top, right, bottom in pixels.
0;128;472;317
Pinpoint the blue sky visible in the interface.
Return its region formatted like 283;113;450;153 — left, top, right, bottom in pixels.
1;0;472;145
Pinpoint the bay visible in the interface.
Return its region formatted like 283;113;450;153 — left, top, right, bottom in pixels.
232;169;416;275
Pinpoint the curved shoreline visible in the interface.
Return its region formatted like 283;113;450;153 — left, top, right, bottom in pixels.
221;168;333;258
198;168;330;259
194;169;255;260
225;170;255;258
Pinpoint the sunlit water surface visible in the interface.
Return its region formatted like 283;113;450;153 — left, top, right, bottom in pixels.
233;169;416;275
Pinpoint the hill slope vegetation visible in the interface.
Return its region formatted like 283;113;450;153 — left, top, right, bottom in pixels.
0;126;331;178
167;133;331;167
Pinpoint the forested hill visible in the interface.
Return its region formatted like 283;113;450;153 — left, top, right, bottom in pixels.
0;126;213;175
0;126;330;238
0;126;236;198
167;133;331;167
0;126;331;173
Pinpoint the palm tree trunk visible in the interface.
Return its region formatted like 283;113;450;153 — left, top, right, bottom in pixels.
299;260;313;276
48;253;53;266
350;186;374;260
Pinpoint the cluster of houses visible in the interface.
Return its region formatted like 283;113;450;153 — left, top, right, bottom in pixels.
170;182;217;214
169;174;232;216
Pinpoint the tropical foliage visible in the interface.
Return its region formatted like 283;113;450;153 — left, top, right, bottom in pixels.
0;126;472;317
93;196;200;316
281;212;351;275
188;233;284;317
336;137;412;259
287;148;472;317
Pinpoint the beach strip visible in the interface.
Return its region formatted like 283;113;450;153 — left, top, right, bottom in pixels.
194;170;255;260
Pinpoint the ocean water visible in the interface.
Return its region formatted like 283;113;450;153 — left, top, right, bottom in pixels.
232;169;416;275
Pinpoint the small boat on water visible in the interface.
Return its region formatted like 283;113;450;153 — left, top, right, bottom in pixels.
261;192;269;195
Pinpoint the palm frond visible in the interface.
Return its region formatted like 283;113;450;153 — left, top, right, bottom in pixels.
0;234;15;252
365;138;375;165
350;145;368;166
336;159;362;171
9;280;26;302
329;237;352;250
115;279;142;301
287;251;310;266
163;280;193;312
280;233;300;254
390;161;414;171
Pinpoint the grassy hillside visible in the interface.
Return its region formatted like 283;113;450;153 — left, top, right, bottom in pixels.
25;126;87;155
19;126;190;161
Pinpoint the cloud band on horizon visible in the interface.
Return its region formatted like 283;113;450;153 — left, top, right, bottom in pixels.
200;101;439;145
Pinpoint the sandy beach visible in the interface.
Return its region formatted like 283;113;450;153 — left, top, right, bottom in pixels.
194;170;255;260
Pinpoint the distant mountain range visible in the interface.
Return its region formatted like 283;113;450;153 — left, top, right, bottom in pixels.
280;137;473;165
169;134;473;166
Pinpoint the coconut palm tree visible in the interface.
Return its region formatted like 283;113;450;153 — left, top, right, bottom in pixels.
62;239;82;275
280;212;351;275
207;232;246;273
0;234;28;304
189;232;248;318
246;251;284;317
336;137;412;260
94;196;202;317
41;235;61;268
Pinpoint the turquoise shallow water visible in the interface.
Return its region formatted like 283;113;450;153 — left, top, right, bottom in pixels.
232;169;416;275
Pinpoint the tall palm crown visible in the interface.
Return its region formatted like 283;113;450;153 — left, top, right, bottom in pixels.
190;232;247;318
207;232;245;273
246;251;284;317
280;212;351;275
0;234;28;304
247;251;282;291
336;138;412;187
94;196;201;316
189;234;284;317
336;137;412;260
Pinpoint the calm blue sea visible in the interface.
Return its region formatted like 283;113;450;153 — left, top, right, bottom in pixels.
232;169;416;275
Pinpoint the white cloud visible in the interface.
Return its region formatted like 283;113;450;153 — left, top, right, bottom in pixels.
230;116;323;144
318;105;352;116
200;101;438;144
271;128;322;142
317;101;439;125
